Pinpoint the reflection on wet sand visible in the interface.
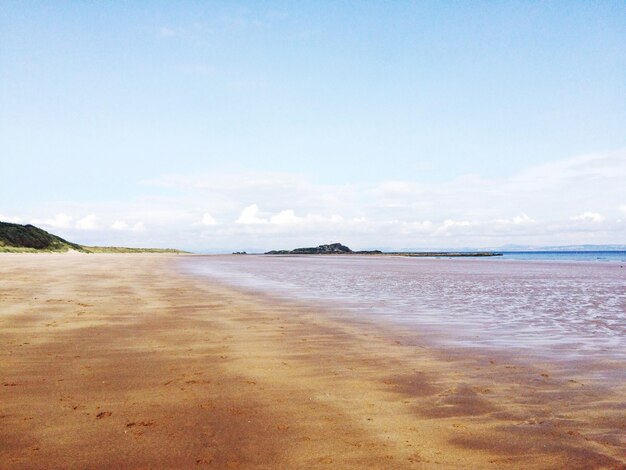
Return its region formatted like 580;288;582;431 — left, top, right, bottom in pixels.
185;255;626;366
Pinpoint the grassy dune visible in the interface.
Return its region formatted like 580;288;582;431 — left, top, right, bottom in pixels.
0;221;186;254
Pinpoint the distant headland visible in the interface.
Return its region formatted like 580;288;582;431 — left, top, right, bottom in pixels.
265;243;501;257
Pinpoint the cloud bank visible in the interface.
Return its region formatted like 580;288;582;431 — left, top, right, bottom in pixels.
3;149;625;251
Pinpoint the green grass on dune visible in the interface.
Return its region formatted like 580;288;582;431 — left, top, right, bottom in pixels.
0;221;187;254
81;246;188;254
0;245;73;253
0;221;82;252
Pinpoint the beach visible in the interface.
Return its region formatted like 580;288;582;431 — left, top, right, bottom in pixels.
1;254;625;469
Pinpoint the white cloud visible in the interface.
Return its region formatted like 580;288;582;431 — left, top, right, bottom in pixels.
131;222;145;232
512;214;534;225
76;215;98;230
268;210;332;226
201;213;218;226
0;214;22;224
111;220;129;231
111;220;145;232
496;213;536;225
571;212;605;223
234;207;352;227
32;213;73;229
396;220;435;236
435;219;475;236
270;209;300;225
404;220;434;231
236;204;268;224
18;149;626;250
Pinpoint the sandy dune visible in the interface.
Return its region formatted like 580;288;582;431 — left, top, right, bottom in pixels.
1;254;624;469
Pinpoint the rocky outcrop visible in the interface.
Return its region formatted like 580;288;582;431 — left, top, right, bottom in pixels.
265;243;382;255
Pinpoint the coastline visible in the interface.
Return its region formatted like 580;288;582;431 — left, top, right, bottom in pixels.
1;253;624;468
181;254;626;373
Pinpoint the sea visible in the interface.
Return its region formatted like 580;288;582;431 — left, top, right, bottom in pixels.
499;250;626;262
182;252;626;375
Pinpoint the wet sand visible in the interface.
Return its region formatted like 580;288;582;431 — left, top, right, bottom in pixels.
1;254;625;469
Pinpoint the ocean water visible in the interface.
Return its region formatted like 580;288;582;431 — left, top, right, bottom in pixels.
182;255;626;364
500;251;626;262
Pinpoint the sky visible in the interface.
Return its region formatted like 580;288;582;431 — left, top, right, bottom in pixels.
1;1;625;251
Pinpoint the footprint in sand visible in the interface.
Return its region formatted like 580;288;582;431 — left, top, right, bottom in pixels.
126;421;154;428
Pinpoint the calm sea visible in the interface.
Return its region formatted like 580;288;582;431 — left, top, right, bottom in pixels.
500;251;626;262
182;254;626;370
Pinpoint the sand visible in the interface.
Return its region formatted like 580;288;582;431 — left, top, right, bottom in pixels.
1;253;625;469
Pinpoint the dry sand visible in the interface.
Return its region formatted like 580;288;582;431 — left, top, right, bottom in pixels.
1;253;624;469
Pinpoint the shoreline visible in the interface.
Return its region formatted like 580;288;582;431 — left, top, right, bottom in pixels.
183;256;625;379
181;254;626;377
1;254;625;468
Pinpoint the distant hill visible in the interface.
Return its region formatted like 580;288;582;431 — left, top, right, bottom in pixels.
267;243;353;255
0;221;83;252
0;221;187;253
265;243;382;255
266;243;382;255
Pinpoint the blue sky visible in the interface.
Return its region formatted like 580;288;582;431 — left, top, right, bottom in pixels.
1;1;625;251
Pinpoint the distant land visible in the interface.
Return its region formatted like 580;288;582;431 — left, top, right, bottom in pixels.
264;243;501;257
265;243;382;255
0;221;186;254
